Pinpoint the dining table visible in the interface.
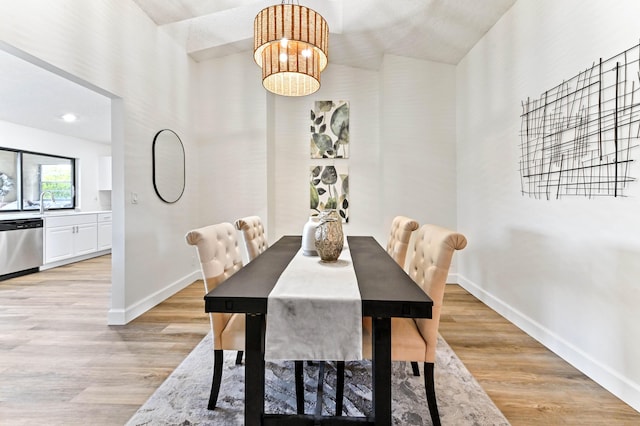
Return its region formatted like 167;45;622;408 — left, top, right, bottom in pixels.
204;235;433;425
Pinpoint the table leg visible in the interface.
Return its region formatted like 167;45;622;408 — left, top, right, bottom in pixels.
372;317;392;425
245;313;265;426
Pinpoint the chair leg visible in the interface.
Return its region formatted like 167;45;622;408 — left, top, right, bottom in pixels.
336;361;345;416
411;361;420;376
295;360;304;414
235;351;243;365
424;362;441;426
208;349;224;410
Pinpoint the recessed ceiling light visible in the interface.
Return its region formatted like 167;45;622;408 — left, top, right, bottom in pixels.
61;113;77;122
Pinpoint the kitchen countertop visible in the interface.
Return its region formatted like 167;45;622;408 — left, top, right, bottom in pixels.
0;210;111;221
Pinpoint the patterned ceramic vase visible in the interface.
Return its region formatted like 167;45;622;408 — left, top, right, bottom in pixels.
314;210;344;262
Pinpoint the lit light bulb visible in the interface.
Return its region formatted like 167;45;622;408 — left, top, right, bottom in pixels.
280;38;288;48
301;48;312;58
61;113;77;122
279;52;288;62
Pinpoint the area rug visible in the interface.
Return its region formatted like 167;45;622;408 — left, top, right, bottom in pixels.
127;333;509;425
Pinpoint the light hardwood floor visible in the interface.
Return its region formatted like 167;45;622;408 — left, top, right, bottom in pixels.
0;255;638;425
0;255;209;425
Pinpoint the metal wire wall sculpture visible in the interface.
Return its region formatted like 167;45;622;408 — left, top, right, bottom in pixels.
520;42;640;199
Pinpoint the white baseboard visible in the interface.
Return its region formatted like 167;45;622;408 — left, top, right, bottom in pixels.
40;249;111;270
107;270;200;325
457;274;640;413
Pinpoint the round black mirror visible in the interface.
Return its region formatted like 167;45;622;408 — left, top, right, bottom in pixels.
152;129;185;203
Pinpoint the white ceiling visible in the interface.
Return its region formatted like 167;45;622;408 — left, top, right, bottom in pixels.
0;46;112;144
132;0;517;68
0;0;516;145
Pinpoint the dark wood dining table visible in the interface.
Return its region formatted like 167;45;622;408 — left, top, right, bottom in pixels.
204;235;433;425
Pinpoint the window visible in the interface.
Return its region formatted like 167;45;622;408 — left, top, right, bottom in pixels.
0;147;76;212
0;149;18;210
41;164;74;206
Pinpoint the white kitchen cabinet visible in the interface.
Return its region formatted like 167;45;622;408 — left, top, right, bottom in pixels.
97;212;112;250
74;222;99;255
45;225;75;262
44;214;98;264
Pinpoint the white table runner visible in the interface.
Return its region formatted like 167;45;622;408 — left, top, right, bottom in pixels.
265;246;362;361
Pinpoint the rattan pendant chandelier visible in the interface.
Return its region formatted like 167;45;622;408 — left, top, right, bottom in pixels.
254;1;329;96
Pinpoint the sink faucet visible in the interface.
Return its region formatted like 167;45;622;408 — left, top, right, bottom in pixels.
39;191;55;215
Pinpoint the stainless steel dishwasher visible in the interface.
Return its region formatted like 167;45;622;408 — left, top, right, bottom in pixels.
0;218;44;280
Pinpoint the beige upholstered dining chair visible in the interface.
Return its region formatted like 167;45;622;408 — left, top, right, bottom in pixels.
362;215;420;331
185;222;245;410
235;216;268;261
386;215;419;269
361;224;467;426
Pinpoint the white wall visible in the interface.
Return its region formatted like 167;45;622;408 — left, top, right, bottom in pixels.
195;52;268;234
0;0;200;324
193;52;269;265
271;63;383;241
195;56;457;250
457;0;640;411
380;55;458;252
0;120;111;212
195;56;384;255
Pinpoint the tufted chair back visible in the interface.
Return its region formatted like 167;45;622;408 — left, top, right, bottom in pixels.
408;224;467;362
185;222;243;350
386;216;419;269
235;216;269;261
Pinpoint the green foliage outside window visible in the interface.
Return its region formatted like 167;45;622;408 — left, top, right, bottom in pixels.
41;165;73;203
